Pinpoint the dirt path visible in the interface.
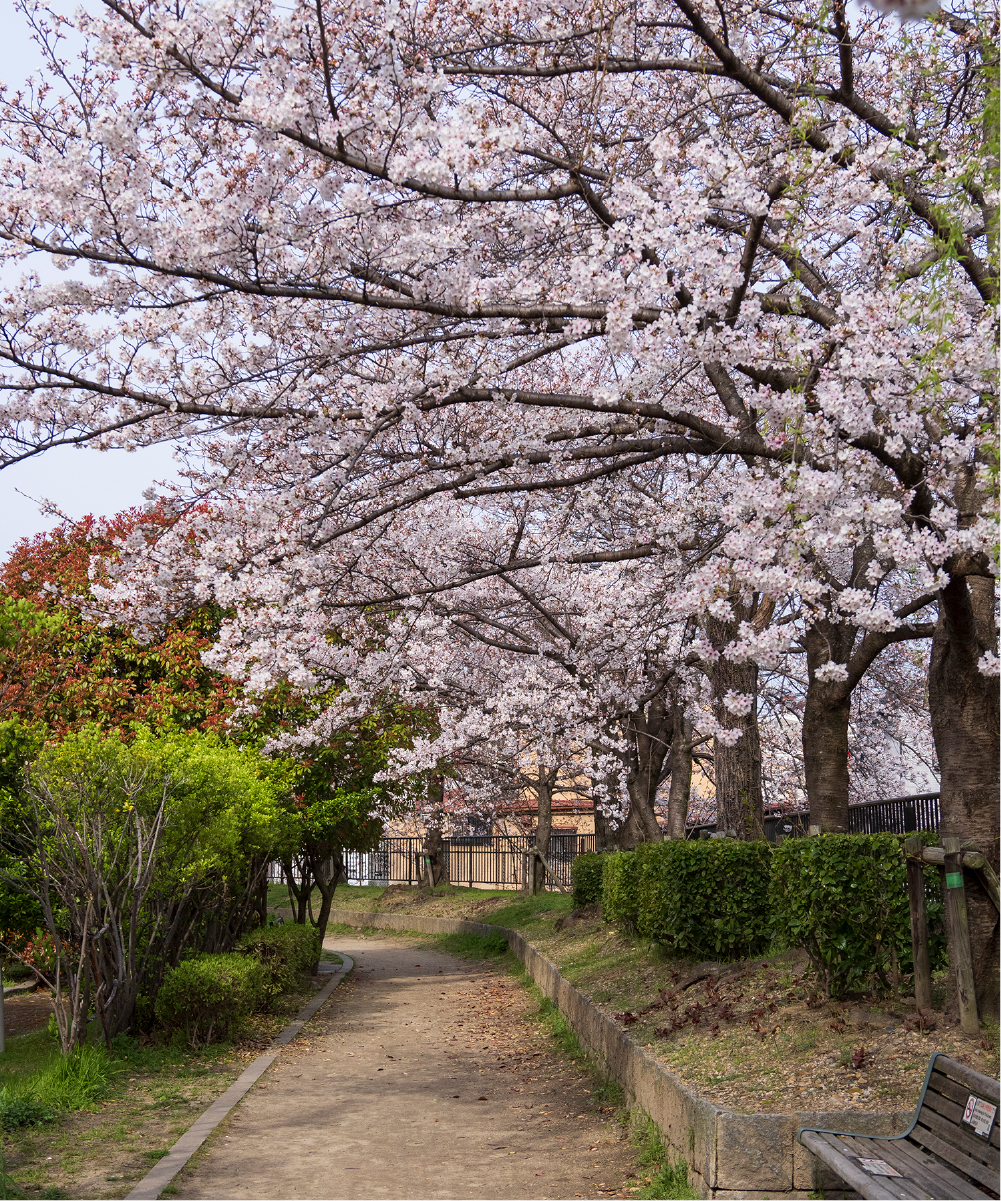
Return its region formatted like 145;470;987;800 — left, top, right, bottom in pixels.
175;934;637;1200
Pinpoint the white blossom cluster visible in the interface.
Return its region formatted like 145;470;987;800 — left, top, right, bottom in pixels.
0;0;995;827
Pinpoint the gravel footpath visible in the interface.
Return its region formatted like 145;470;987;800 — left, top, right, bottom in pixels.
174;934;636;1200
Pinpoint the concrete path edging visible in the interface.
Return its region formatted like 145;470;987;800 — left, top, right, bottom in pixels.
330;907;911;1200
125;956;354;1201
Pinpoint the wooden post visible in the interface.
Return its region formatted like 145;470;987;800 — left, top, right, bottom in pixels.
942;836;979;1035
904;836;932;1012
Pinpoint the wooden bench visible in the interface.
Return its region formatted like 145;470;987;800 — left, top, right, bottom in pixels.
798;1053;1000;1200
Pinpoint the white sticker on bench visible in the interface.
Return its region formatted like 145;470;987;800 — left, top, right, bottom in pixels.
857;1159;903;1177
962;1096;997;1139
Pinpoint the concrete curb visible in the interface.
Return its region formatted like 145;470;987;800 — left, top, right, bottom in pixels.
125;955;354;1201
330;908;910;1199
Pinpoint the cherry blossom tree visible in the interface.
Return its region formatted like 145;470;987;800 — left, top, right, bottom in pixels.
0;0;996;999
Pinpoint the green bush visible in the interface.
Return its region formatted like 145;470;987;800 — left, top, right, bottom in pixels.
770;832;945;999
0;880;44;950
155;953;266;1047
0;1083;53;1131
240;923;321;1007
601;852;640;929
571;852;607;908
635;840;773;960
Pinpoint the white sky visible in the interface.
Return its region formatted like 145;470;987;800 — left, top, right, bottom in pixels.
0;2;183;560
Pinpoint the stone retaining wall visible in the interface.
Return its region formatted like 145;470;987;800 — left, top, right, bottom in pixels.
328;907;910;1199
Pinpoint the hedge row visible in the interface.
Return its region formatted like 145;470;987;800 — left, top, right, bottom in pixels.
589;832;945;997
602;852;641;930
570;852;606;907
155;923;323;1046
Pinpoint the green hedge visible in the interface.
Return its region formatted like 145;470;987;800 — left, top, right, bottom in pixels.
571;852;607;907
155;953;266;1047
770;832;945;999
635;840;773;960
241;923;321;1007
601;852;640;929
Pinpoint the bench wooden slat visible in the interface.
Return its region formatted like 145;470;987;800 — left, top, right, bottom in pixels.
928;1070;1001;1151
826;1133;961;1201
889;1136;995;1200
918;1100;1001;1176
800;1131;916;1201
918;1085;999;1167
933;1057;1001;1106
799;1054;1000;1201
909;1120;1001;1194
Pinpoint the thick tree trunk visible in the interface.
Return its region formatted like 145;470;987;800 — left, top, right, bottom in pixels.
614;694;672;848
802;623;854;834
419;774;448;888
530;766;556;895
666;709;693;840
708;652;764;839
801;686;852;834
591;791;616;852
705;602;770;840
929;573;1000;1021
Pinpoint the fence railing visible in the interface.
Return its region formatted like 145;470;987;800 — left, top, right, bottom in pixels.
340;833;595;891
688;792;941;841
269;792;941;892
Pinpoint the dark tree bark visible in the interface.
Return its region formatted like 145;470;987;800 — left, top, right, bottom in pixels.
799;538;936;833
418;774;448;888
704;597;772;840
666;706;693;840
802;621;857;834
529;765;557;894
929;572;1000;1020
305;849;345;949
612;692;672;848
283;853;313;924
591;790;616;851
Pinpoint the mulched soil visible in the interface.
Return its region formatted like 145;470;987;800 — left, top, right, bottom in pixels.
590;948;994;1114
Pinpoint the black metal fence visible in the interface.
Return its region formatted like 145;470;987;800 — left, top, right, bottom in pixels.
689;792;941;842
269;792;941;892
340;833;596;891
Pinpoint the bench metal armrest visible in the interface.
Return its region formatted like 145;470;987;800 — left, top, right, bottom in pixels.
793;1056;942;1148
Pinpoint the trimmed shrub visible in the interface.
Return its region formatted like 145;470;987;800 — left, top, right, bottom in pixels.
240;923;322;1007
155;953;265;1047
770;832;945;999
571;852;607;908
635;839;773;960
601;852;640;930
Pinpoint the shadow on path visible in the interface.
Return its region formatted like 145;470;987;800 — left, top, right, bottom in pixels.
175;933;636;1200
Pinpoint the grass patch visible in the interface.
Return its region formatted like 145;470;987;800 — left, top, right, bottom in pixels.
631;1117;696;1200
268;882;390;912
480;893;574;928
434;930;510;959
535;997;585;1059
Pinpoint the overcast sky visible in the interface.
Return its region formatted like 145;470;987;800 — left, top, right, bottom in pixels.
0;3;183;560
